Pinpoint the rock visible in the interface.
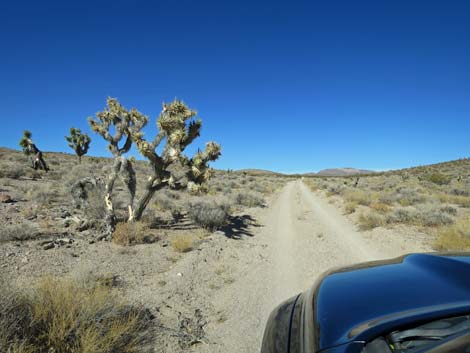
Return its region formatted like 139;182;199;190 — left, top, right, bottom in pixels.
176;272;183;277
43;243;55;250
40;239;54;246
57;238;73;245
0;194;14;203
21;257;28;263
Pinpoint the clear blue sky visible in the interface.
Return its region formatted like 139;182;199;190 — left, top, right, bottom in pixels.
1;0;469;173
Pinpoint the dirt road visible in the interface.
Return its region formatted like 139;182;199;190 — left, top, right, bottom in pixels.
197;180;416;353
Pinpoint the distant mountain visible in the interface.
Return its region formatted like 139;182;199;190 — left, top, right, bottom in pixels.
237;169;285;176
314;168;376;176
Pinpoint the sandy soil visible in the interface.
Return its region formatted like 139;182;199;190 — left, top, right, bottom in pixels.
1;180;431;353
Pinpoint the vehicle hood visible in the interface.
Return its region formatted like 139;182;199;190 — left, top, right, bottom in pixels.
312;253;470;351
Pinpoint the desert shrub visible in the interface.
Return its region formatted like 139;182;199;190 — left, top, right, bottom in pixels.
251;183;268;194
154;193;175;211
112;221;152;246
378;193;398;205
450;188;470;197
438;194;470;208
81;185;108;220
358;212;385;230
221;186;232;195
344;201;357;214
188;201;229;230
386;208;415;225
396;188;427;206
434;218;470;251
0;164;28;179
163;189;181;200
0;222;39;242
64;164;101;187
344;190;373;206
0;277;153;353
415;204;454;227
369;201;391;214
440;205;458;216
425;172;452;185
387;205;454;227
28;186;57;206
327;184;344;196
170;234;195;253
228;181;239;189
234;191;265;208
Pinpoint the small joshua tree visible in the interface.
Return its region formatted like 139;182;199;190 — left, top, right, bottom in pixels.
65;128;91;163
86;97;221;237
19;130;49;172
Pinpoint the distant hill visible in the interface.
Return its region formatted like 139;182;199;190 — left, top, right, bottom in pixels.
236;169;285;176
313;168;376;176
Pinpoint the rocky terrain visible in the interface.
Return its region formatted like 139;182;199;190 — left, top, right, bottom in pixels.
1;148;468;353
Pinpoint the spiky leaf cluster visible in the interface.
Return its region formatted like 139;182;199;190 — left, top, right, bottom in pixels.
88;97;148;156
19;130;34;155
134;99;221;190
65;128;91;160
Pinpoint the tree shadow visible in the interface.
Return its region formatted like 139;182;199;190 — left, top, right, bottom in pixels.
220;214;261;239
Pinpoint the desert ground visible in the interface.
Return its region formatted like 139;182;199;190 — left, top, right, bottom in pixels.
1;148;469;353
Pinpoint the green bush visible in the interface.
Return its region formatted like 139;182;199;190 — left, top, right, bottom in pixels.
425;173;451;185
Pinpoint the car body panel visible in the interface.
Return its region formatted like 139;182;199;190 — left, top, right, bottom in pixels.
261;253;470;353
315;254;470;350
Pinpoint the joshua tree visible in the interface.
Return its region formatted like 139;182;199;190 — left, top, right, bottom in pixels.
88;98;147;233
86;97;221;236
65;128;91;163
130;100;221;221
19;130;49;172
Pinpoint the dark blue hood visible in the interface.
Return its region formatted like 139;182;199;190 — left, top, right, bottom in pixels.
314;253;470;351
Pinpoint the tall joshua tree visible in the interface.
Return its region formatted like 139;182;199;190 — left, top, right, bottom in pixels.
65;128;91;163
131;100;221;221
88;98;147;232
87;97;221;235
19;130;49;172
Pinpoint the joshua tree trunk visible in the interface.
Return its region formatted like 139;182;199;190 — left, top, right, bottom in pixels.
132;181;166;221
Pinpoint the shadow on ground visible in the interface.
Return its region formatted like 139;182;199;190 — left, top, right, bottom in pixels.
220;215;261;239
148;213;262;239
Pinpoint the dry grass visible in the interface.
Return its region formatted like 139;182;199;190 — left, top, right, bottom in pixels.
434;218;470;251
0;222;39;242
344;201;358;214
170;234;195;253
112;221;151;246
344;190;373;206
0;276;153;353
358;212;385;230
369;201;391;214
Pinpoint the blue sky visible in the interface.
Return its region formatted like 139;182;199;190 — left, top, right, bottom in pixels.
1;0;469;173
